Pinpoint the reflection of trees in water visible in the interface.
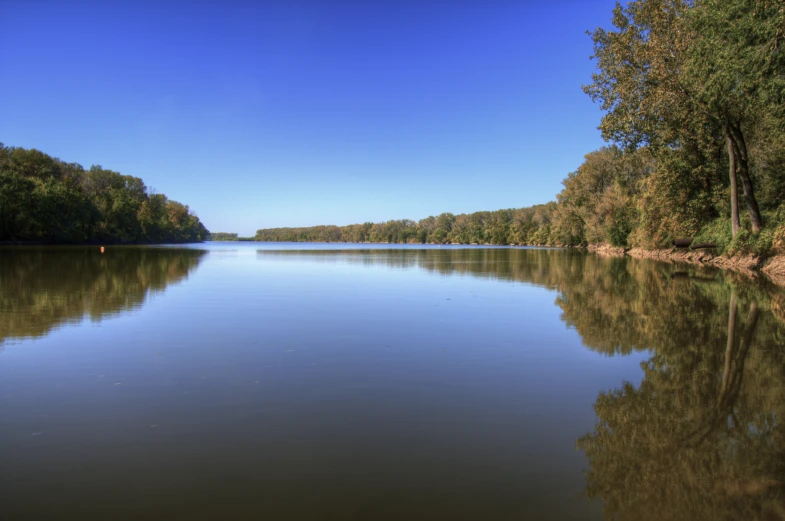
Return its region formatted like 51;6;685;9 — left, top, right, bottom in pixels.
259;249;783;331
565;270;785;519
258;247;593;288
259;248;782;327
0;247;206;343
577;294;785;521
262;248;785;518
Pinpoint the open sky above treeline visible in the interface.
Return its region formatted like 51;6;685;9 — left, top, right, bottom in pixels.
0;0;616;236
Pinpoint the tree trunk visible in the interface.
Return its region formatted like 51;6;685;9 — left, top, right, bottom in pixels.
729;125;764;232
722;293;737;396
691;297;758;447
721;300;758;410
727;135;740;238
740;301;760;356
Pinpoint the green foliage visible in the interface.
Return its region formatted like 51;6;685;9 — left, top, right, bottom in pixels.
0;144;208;244
254;205;560;246
693;217;736;254
598;186;638;247
686;0;785;127
582;0;785;249
694;205;785;257
628;145;726;248
772;207;785;254
208;232;239;241
550;147;652;247
693;206;785;256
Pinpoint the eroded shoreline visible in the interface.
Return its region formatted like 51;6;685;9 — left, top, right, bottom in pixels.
587;243;785;287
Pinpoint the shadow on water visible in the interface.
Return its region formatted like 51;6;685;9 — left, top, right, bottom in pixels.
260;247;785;520
0;246;207;345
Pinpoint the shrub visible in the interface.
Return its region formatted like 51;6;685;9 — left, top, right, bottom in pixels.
694;205;785;257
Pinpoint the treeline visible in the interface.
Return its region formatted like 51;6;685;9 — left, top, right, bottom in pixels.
0;144;209;244
255;204;556;245
207;232;255;241
257;0;785;256
208;232;239;241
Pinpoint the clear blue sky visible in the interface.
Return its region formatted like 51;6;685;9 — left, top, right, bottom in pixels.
0;1;615;235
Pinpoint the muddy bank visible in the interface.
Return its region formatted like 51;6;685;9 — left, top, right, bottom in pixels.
587;244;627;257
760;256;785;286
587;242;785;286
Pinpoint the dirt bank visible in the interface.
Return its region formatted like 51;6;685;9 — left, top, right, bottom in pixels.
760;256;785;286
588;243;785;286
587;244;627;257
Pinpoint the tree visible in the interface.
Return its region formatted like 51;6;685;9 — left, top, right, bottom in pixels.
683;0;785;233
584;0;779;238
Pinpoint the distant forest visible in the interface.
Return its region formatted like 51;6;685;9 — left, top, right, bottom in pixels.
257;0;785;257
0;144;208;244
208;232;239;241
254;204;557;245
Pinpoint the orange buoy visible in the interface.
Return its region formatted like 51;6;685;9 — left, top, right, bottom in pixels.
100;246;105;254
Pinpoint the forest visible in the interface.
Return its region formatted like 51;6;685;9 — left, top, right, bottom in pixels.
0;144;209;244
256;0;785;258
208;232;239;241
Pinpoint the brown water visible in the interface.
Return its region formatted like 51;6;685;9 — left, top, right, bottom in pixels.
1;244;784;520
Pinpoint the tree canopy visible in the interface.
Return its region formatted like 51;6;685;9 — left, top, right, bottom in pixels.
0;144;209;244
584;0;785;240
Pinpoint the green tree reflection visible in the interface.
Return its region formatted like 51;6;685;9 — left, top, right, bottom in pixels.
575;288;785;520
0;247;206;344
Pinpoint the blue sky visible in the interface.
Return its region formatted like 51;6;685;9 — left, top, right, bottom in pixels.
0;1;615;235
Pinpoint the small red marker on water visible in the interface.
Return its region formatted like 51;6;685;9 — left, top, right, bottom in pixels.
100;246;105;254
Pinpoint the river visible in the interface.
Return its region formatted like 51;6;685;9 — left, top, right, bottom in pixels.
1;244;783;520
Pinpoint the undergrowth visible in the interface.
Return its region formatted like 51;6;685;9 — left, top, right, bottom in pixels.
694;206;785;257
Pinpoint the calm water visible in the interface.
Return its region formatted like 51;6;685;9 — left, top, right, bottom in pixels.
1;244;784;520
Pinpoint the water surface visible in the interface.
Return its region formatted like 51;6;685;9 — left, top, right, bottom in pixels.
1;244;784;520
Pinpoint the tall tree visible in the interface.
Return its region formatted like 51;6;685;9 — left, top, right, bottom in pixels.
684;0;785;232
584;0;779;237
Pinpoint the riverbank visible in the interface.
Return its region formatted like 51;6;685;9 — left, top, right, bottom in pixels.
588;243;785;286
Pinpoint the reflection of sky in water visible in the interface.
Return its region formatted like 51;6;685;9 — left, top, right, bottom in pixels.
1;243;783;520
